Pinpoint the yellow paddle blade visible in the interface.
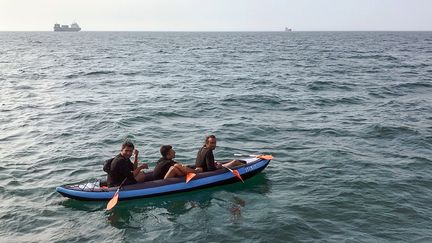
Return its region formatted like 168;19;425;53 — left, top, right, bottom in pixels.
232;170;244;183
257;155;273;160
185;172;196;183
106;191;119;210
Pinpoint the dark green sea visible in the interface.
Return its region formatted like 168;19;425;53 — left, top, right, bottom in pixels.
0;31;431;242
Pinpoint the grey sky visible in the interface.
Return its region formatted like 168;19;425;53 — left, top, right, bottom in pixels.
1;0;431;31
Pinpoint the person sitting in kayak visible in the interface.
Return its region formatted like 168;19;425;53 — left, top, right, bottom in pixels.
108;141;148;187
153;145;197;180
195;135;245;172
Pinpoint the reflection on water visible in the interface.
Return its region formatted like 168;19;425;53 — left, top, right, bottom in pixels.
228;196;246;223
61;200;104;212
107;207;142;229
60;173;271;228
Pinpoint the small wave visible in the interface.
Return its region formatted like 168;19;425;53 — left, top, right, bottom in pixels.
6;179;21;187
273;57;291;61
188;46;215;51
119;111;186;122
283;106;302;111
146;70;167;76
68;168;92;177
368;86;405;98
235;77;250;81
65;71;116;78
341;180;379;190
121;71;142;76
116;115;153;126
68;112;94;120
361;124;419;139
307;81;354;91
200;77;220;82
338;97;364;104
65;74;79;79
14;85;34;90
51;100;98;109
249;79;270;85
393;81;432;89
328;69;349;75
239;50;262;54
84;70;116;76
151;110;187;118
404;156;432;168
313;96;364;107
10;103;40;110
312;128;347;137
347;54;398;61
0;132;25;142
367;90;386;98
221;122;248;129
220;94;283;106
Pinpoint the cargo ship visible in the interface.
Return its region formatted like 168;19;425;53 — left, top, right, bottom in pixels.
54;22;81;32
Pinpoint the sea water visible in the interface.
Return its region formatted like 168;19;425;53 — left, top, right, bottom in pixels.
0;31;431;242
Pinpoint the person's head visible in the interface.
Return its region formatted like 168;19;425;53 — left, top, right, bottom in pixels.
120;140;135;158
160;145;175;159
204;135;217;150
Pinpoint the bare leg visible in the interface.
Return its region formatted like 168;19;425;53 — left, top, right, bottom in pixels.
174;163;196;174
135;172;146;182
222;160;244;169
164;166;184;179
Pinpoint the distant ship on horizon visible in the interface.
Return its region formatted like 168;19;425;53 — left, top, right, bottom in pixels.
54;22;81;32
284;27;292;32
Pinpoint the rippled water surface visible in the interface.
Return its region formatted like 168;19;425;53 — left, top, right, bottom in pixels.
1;31;431;242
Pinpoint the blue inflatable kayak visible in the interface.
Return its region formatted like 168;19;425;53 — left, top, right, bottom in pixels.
56;157;271;201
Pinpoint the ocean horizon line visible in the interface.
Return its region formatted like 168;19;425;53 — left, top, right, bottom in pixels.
1;30;432;32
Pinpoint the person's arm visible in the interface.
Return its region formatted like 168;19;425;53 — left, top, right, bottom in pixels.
133;149;139;170
132;163;148;176
195;151;204;172
215;162;223;169
206;151;217;171
119;160;137;183
213;159;227;169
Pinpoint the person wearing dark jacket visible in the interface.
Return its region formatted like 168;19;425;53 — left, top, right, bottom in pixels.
195;135;245;172
108;141;148;187
153;145;197;180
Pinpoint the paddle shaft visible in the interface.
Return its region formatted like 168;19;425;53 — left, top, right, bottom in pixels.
234;154;259;157
223;166;244;183
116;178;128;192
234;154;273;160
111;177;128;200
106;178;128;210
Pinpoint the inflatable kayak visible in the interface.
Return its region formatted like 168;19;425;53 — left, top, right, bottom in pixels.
56;157;271;201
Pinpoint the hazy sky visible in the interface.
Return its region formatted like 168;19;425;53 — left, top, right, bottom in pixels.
1;0;431;31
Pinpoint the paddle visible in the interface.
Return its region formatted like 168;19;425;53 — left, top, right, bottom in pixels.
185;172;196;183
106;178;127;211
224;166;244;183
234;154;273;160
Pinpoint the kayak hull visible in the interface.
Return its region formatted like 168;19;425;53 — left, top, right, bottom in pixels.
57;158;270;201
